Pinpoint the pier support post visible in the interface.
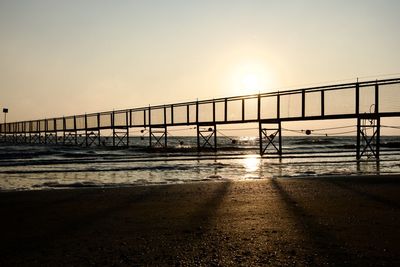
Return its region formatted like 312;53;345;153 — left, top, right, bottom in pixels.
84;113;100;147
356;116;380;160
197;125;217;152
149;126;167;148
41;132;47;144
20;133;24;144
85;130;100;147
113;128;129;147
15;134;20;144
44;132;57;145
357;82;381;161
30;133;40;144
111;111;130;147
63;131;78;146
259;121;282;156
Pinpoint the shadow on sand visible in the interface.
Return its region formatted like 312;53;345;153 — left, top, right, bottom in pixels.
269;178;355;266
0;181;232;266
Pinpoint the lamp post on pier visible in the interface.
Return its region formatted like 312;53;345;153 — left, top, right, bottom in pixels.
3;108;8;135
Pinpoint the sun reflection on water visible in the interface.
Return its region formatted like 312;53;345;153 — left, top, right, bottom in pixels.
243;155;261;173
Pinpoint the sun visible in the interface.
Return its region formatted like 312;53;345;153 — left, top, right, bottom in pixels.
241;73;260;93
229;61;275;95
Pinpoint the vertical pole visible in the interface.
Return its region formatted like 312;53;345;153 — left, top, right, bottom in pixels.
46;120;49;144
74;116;77;145
54;119;57;145
241;99;245;121
143;109;146;128
20;123;22;143
21;123;24;143
186;105;190;124
277;94;282;156
44;120;48;144
112;111;115;147
63;117;66;145
36;121;39;144
213;101;216;124
355;82;360;116
224;98;228;122
13;124;16;144
171;105;174;125
31;121;37;144
14;123;17;144
24;123;27;143
213;100;217;150
30;121;33;144
129;109;132;127
164;106;167;148
301;89;305;118
321;90;325;117
196;101;200;151
35;122;39;144
98;128;101;146
258;94;263;155
257;94;261;121
375;83;380;160
85;114;89;146
277;94;281;120
4;112;7;136
356;83;360;160
148;106;152;147
33;121;35;144
97;113;101;146
85;114;88;147
278;121;282;156
376;116;380;160
356;118;361;160
126;111;129;147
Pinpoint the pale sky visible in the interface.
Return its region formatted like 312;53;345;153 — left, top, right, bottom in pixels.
0;0;399;123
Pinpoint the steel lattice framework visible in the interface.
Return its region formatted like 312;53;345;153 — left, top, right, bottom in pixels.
2;78;400;160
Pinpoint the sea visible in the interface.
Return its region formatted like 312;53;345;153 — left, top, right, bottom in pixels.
1;136;400;191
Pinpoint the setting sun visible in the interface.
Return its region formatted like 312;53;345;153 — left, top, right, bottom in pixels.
241;73;260;93
229;61;275;96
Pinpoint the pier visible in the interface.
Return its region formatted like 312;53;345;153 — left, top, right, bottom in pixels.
1;78;400;160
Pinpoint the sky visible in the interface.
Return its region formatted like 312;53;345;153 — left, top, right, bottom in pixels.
0;0;399;124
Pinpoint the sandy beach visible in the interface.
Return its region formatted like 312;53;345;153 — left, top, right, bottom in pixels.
1;175;400;266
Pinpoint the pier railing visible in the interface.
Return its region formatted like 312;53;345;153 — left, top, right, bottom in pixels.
1;78;400;159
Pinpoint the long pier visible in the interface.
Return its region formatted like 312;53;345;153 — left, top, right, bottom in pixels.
1;78;400;160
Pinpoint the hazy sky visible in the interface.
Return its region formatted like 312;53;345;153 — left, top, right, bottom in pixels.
1;0;399;122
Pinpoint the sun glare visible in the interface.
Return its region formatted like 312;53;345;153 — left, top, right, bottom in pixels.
241;73;259;93
243;155;260;173
229;61;275;96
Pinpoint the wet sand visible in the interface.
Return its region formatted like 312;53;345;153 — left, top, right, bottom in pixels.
1;175;400;266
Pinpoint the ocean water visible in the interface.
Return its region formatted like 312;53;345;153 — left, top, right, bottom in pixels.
0;136;400;191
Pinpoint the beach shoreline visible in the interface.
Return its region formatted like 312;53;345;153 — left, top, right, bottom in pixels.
1;175;400;266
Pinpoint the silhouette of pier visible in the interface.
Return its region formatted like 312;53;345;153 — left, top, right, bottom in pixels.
1;78;400;160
